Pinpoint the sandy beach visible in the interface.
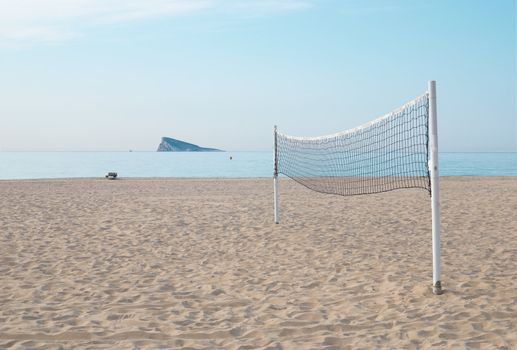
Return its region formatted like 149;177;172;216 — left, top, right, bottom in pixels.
0;177;516;349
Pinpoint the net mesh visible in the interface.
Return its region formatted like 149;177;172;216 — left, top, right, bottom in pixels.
275;93;431;196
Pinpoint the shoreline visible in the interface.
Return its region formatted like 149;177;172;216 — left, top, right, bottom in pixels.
1;175;516;181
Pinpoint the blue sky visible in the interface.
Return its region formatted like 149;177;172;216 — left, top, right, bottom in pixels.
0;0;515;151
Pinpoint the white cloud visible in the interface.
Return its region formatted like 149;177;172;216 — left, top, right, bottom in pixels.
0;0;312;46
0;0;214;22
225;0;312;12
0;25;75;42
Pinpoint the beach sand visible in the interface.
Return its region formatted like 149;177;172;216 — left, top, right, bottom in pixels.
0;177;516;349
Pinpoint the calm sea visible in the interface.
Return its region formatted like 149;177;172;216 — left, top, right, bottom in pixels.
0;152;516;179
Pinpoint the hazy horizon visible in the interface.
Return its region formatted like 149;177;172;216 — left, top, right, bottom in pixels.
1;0;516;152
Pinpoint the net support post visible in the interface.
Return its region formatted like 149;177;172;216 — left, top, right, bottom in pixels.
428;80;442;295
274;175;279;224
274;125;280;224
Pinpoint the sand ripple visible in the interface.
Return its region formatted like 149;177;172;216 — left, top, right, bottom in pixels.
0;177;516;349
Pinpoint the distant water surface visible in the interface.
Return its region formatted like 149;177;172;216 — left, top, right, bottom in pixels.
0;152;516;179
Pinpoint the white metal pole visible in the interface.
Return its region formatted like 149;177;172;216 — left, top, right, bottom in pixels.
274;176;279;224
274;126;279;224
428;80;442;295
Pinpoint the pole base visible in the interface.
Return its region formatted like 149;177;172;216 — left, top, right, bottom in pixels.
433;281;443;295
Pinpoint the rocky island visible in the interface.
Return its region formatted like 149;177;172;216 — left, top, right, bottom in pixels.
157;137;223;152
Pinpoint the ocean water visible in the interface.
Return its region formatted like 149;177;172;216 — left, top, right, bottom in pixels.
0;152;516;180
